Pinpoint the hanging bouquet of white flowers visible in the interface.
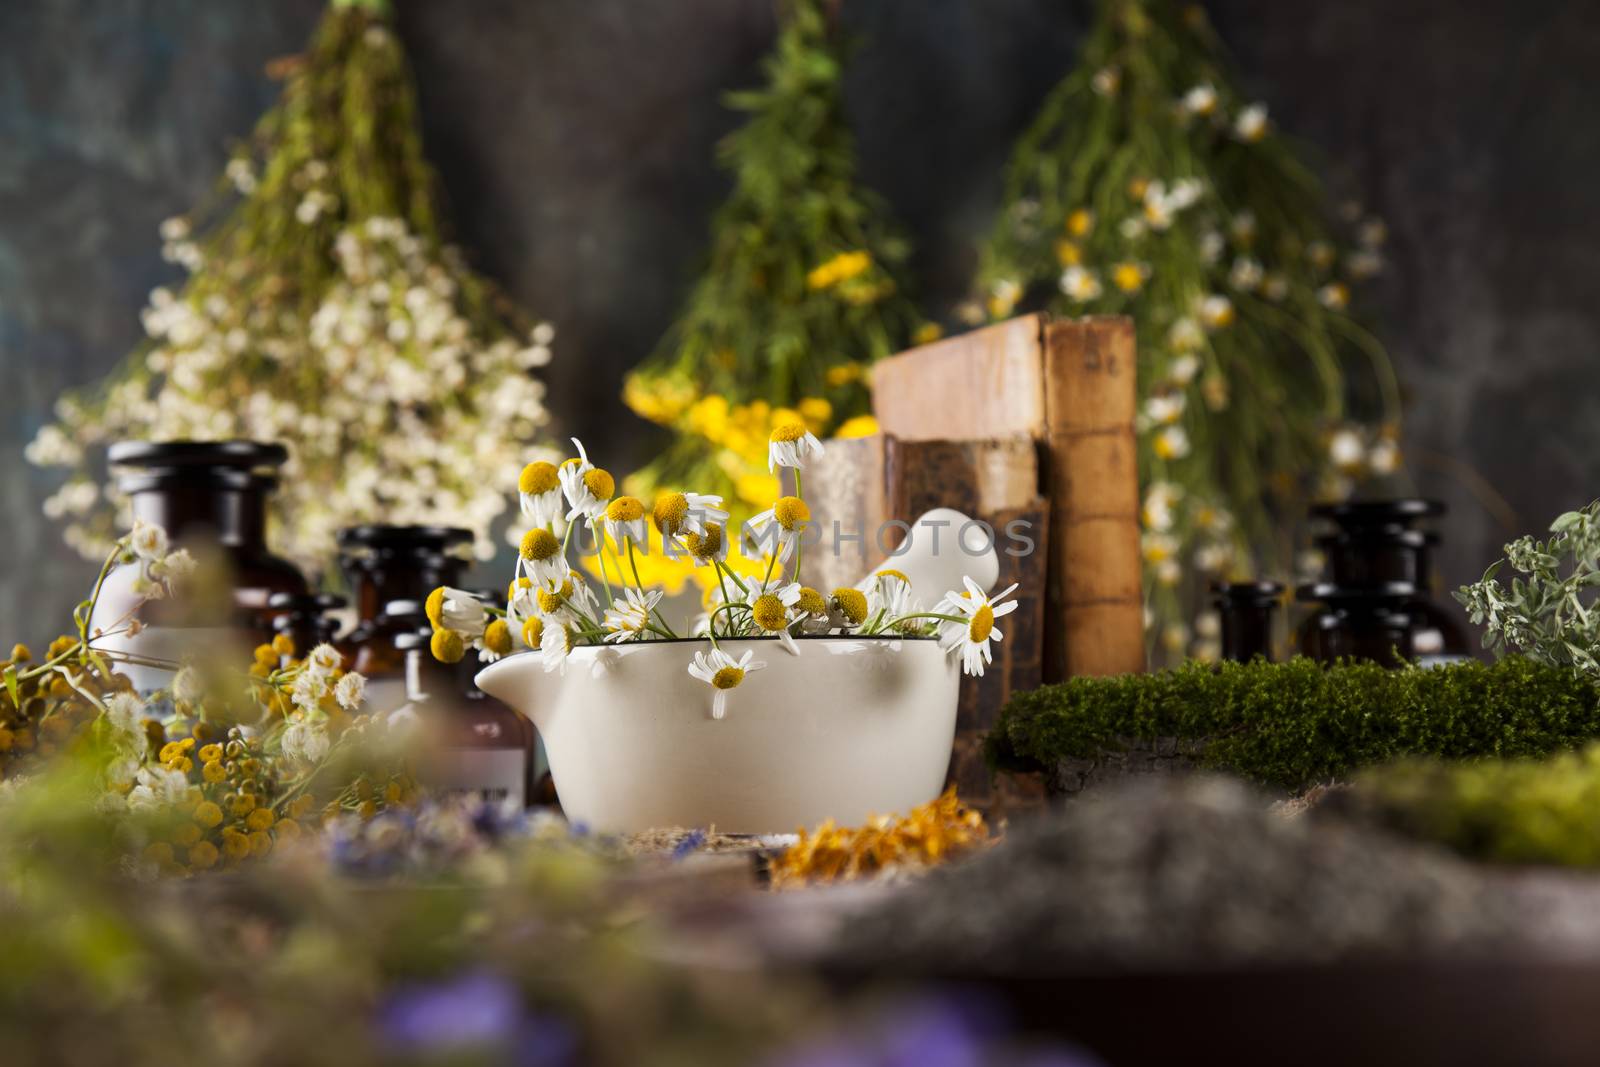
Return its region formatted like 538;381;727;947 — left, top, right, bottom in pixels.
425;419;1017;720
25;1;553;572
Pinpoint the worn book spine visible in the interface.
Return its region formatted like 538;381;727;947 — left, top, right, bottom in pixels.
1041;316;1146;679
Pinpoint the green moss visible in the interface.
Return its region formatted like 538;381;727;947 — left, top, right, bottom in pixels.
1345;742;1600;867
985;656;1600;791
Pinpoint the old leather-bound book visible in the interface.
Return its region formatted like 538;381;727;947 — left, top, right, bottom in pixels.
872;313;1145;681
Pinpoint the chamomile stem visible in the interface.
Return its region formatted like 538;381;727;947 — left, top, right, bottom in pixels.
588;520;616;608
628;540;678;637
889;612;970;626
714;559;749;595
793;471;803;584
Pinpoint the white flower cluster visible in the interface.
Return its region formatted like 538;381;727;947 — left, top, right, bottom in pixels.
431;427;1013;722
28;214;556;571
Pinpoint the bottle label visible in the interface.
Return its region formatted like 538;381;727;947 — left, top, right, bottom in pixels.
438;749;526;808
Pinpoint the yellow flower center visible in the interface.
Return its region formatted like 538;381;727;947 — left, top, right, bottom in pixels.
582;468;615;501
876;569;910;585
653;492;689;534
425;587;446;628
832;588;868;624
752;594;789;631
522;616;544;648
606;496;644;522
711;666;746;690
685;523;723;559
796;587;828;616
520;528;561;562
773;496;810;531
969;604;995;643
507;576;531;603
518;461;559;495
770;422;807;444
537;582;572;615
431;629;465;664
1112;262;1144;292
483;619;512;656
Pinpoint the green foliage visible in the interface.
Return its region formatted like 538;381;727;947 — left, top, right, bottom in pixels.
1456;499;1600;676
1342;742;1600;868
975;0;1400;656
986;656;1600;790
623;0;926;514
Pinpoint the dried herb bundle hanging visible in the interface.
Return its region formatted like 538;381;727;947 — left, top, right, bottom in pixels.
622;0;929;523
975;0;1401;659
28;0;554;573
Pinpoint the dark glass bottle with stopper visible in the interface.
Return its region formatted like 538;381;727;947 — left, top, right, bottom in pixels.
91;441;306;691
392;628;535;809
336;525;471;684
268;592;348;668
1212;581;1284;663
1296;581;1417;667
1299;499;1470;666
359;598;429;715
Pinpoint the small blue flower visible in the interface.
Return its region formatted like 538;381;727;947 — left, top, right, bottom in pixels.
671;828;708;860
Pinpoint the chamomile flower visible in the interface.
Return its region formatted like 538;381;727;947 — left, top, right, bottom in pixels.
830;587;870;629
603;496;649;551
794;586;832;633
1168;354;1201;386
540;620;574;674
128;765;189;811
748;581;802;654
937;577;1019;677
1182;83;1218;116
603;588;663;643
506;576;537;619
866;569;920;631
557;438;615;522
1233;103;1269;142
334;671;367;710
281;720;330;767
1059;265;1103;302
1153;425;1191;460
768;422;825;472
1198;294;1235;329
532;575;584;624
425;586;488;640
129;519;169;562
653;491;730;539
519;615;545;652
518;527;568;586
307;642;343;675
518;460;563;526
679;522;729;566
745;496;810;564
476;619;513;662
687;648;766;720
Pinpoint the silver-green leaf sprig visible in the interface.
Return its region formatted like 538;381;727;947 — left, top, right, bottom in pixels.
1456;500;1600;675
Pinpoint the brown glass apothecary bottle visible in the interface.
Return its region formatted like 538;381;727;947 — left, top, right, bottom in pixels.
1212;581;1284;663
391;628;537;809
91;441;306;691
1299;499;1470;666
336;525;471;686
268;592;347;667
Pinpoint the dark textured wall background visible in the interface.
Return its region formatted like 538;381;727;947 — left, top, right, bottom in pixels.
2;0;1596;633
